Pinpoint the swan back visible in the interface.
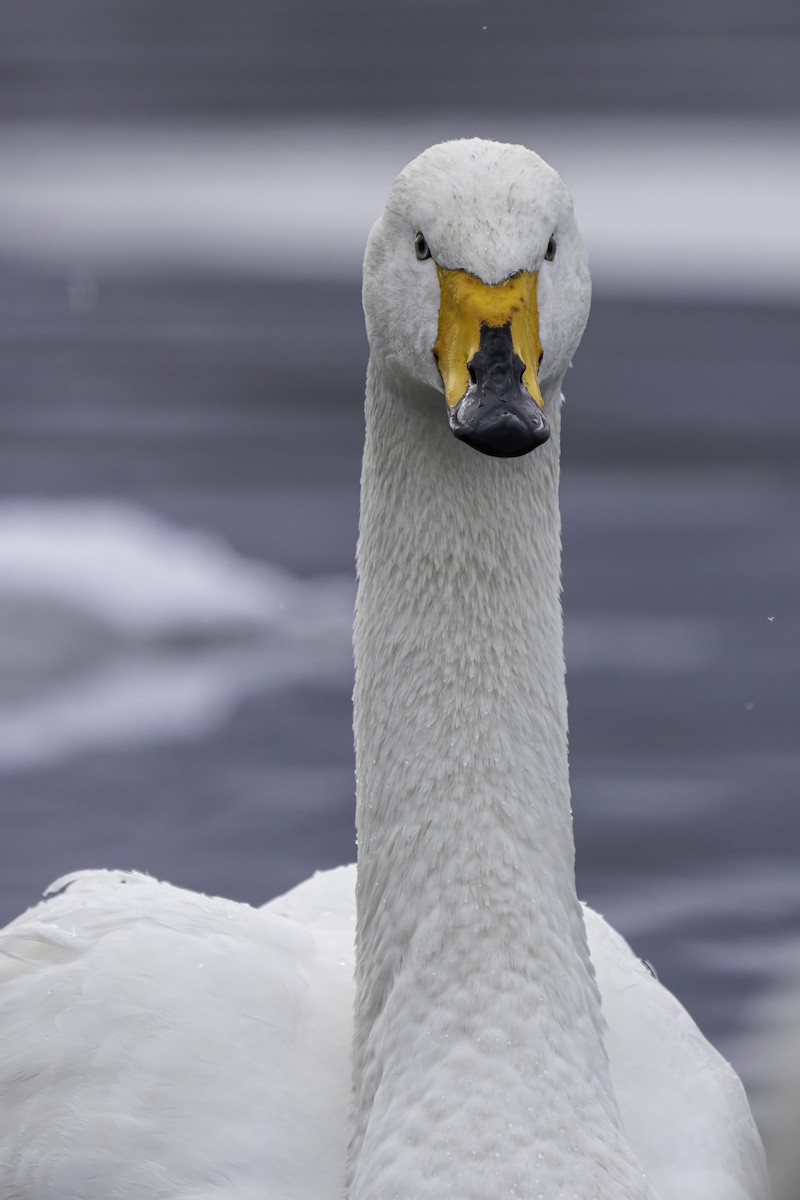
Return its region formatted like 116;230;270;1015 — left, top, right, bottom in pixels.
0;870;353;1200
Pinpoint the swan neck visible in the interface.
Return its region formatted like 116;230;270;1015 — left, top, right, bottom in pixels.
349;362;649;1198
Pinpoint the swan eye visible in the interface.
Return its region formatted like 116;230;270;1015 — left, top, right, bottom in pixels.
414;232;432;261
545;235;557;262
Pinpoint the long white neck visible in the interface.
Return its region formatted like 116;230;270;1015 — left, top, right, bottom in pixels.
350;363;653;1200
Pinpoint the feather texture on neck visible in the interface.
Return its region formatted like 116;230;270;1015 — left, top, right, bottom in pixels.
350;364;651;1199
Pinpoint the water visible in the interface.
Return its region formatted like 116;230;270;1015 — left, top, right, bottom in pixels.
2;0;797;123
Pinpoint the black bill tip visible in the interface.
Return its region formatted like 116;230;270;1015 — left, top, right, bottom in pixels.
448;324;550;458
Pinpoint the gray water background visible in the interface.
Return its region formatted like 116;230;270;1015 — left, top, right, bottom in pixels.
1;0;799;1105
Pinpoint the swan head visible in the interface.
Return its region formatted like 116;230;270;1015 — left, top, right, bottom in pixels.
363;138;591;457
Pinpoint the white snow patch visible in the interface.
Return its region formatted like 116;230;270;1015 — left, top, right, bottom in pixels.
0;636;350;770
0;501;352;638
0;117;797;299
0;501;354;769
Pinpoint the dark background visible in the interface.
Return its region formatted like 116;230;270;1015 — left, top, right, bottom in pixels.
3;1;799;121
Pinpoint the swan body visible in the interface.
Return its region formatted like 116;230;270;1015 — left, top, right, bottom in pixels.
0;139;768;1200
0;869;765;1200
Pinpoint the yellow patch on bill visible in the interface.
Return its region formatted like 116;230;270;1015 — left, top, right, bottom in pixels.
434;268;544;410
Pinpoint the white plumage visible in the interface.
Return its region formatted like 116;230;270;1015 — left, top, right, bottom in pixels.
0;139;768;1200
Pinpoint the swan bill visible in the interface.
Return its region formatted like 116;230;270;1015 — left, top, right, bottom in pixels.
434;266;550;458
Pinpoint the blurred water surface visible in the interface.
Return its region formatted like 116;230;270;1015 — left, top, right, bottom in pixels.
1;0;799;1118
